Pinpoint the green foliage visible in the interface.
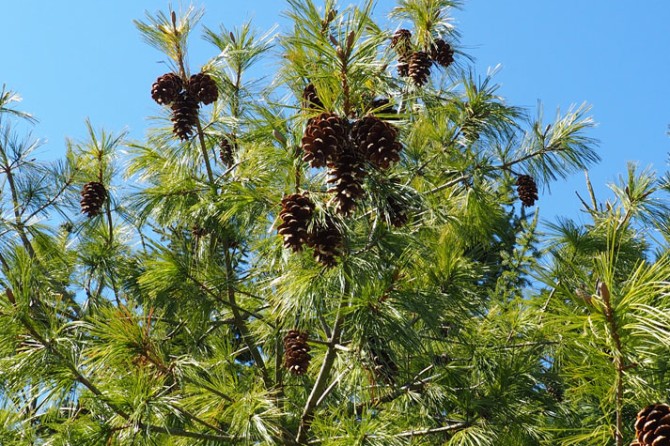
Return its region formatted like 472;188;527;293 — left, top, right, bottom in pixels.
0;2;668;446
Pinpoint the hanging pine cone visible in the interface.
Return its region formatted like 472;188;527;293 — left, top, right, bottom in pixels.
408;51;431;86
367;337;398;384
301;112;348;168
516;175;539;207
327;146;367;215
391;29;412;78
188;72;218;105
370;98;398;119
397;54;410;77
191;225;207;239
283;330;311;375
277;192;315;252
307;215;342;267
171;92;199;141
151;73;183;105
80;181;107;218
302;83;323;110
387;195;408;227
634;403;670;445
219;135;236;167
391;29;413;55
430;39;455;68
351;116;402;170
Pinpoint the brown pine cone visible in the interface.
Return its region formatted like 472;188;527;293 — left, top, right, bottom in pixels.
277;192;315;252
397;53;410;77
188;72;218;105
80;181;107;218
634;404;670;445
171;92;199;140
391;29;413;55
408;51;431;86
367;337;398;384
351;116;402;169
219;134;236;167
515;175;539;207
430;39;455;68
327;146;367;215
151;73;183;105
283;330;311;375
370;98;399;119
387;195;408;227
301;113;348;168
307;215;342;267
303;83;323;110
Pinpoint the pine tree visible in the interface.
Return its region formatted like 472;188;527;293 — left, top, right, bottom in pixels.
1;2;669;446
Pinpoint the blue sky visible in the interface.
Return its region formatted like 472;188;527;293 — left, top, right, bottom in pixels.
2;1;669;225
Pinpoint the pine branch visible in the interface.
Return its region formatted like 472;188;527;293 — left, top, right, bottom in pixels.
224;240;271;388
0;140;35;258
353;364;436;415
296;289;348;444
393;422;467;438
13;297;234;443
597;280;625;446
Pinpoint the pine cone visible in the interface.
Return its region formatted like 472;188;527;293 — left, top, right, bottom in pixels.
370;98;398;119
391;29;413;55
283;330;311;375
151;73;183;105
351;116;402;169
277;193;315;252
188;72;218;105
397;53;410;77
301;113;348;168
634;404;670;445
219;135;236;167
516;175;539;207
171;92;199;141
368;337;398;384
303;83;323;110
327;146;367;215
430;39;455;68
80;181;107;218
388;195;408;227
307;215;342;267
408;51;431;86
191;225;207;238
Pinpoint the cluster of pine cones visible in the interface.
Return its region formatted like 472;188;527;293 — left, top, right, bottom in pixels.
151;72;218;140
277;192;342;267
277;83;409;267
515;174;539;207
301;110;403;215
391;29;455;86
632;403;670;445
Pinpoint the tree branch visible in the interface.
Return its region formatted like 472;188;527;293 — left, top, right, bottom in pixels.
296;290;348;444
597;280;624;446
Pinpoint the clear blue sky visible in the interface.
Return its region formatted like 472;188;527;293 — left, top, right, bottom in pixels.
2;1;669;224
